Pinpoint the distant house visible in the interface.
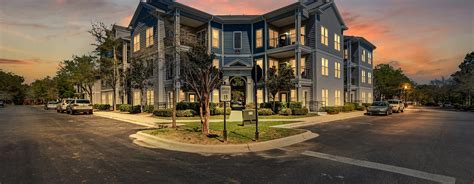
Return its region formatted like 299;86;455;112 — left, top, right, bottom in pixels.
343;36;376;104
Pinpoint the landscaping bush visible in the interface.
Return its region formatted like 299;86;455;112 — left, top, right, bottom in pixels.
362;103;372;107
144;105;155;113
258;108;274;116
129;105;142;114
118;104;132;112
211;107;231;116
289;102;303;110
177;110;195;117
94;104;111;111
326;106;340;114
176;102;218;114
153;109;173;117
292;108;309;116
278;108;293;116
342;103;356;112
261;102;284;113
355;106;366;111
115;104;122;111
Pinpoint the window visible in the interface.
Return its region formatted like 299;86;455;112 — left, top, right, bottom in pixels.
290;59;296;76
213;90;219;103
290;28;296;45
335;90;341;106
256;29;263;48
269;29;278;48
146;27;154;47
133;34;140;52
212;28;219;48
291;89;297;102
321;58;329;76
321;26;328;46
303;91;308;107
368;72;372;84
368;52;372;65
101;94;106;105
362;50;366;62
133;91;141;106
257;90;264;104
368;93;373;103
269;59;279;71
334;34;341;51
213;59;220;68
301;57;306;77
179;90;185;102
335;61;341;79
233;32;242;49
361;92;366;103
344;49;348;60
280;93;287;102
322;89;329;106
189;94;196;102
300;26;305;45
256;59;263;69
146;89;154;105
108;93;113;105
362;70;366;83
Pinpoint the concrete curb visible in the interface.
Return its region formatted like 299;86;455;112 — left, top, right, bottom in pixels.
130;131;319;154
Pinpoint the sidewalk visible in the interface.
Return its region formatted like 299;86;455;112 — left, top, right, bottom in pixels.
271;111;366;129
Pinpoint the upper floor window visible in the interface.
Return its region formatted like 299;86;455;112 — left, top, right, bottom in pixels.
335;61;341;79
233;32;242;49
146;27;154;47
290;59;296;76
213;59;220;68
212;28;219;48
269;59;279;71
368;52;372;65
362;70;366;83
301;57;306;78
269;29;278;48
368;72;372;84
321;26;328;46
300;26;306;45
322;58;329;76
362;50;366;62
344;49;348;60
334;34;341;51
256;29;263;48
133;34;140;52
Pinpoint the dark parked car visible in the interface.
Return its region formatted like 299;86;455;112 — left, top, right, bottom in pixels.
44;101;59;110
367;101;393;116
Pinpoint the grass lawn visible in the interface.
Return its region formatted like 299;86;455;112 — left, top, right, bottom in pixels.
154;113;318;120
143;121;305;145
155;115;229;120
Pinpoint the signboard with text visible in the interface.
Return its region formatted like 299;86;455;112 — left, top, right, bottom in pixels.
220;85;231;102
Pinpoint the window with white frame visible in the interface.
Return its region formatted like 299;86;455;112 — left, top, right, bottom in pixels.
256;29;263;48
362;70;366;83
133;34;140;52
362;50;366;62
322;89;329;106
368;72;372;84
146;27;154;47
322;58;329;76
335;90;341;106
146;89;154;105
321;26;328;46
335;61;341;79
361;92;366;103
269;29;278;48
233;32;242;49
334;34;341;51
212;28;219;48
133;91;141;105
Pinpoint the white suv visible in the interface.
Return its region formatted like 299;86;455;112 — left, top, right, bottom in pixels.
57;99;74;113
66;99;93;115
388;99;405;113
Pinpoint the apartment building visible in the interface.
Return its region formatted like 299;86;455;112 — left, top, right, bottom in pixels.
344;36;376;104
121;0;347;111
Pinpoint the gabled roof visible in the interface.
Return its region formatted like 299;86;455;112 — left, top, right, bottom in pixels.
316;2;348;30
128;2;165;28
345;36;377;49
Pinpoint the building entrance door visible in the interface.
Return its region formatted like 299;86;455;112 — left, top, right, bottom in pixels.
230;77;246;110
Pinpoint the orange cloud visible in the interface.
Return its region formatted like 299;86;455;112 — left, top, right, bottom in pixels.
120;15;133;27
0;58;39;65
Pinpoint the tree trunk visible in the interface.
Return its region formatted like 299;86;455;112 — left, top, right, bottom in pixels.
200;94;210;135
140;88;145;112
172;89;177;128
113;46;117;111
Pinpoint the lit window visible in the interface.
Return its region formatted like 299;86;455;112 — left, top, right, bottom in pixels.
300;26;305;45
269;59;279;71
146;89;154;105
212;28;219;48
362;70;366;83
233;32;242;49
368;72;372;84
291;89;297;102
101;94;106;104
257;90;264;104
256;59;263;69
301;57;306;77
335;61;341;79
335;90;341;106
269;29;278;48
179;90;185;102
322;89;329;106
280;93;287;102
290;59;296;76
362;50;366;62
321;26;328;46
321;58;329;76
256;29;263;48
368;93;373;103
133;34;140;52
368;52;372;65
189;94;196;102
344;49;348;60
334;34;341;51
290;28;296;45
213;90;219;103
146;27;154;47
213;59;220;68
133;91;141;105
361;92;366;103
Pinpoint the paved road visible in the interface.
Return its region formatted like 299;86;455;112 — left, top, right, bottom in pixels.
0;106;472;184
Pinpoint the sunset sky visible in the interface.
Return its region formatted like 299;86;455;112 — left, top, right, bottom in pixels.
0;0;473;84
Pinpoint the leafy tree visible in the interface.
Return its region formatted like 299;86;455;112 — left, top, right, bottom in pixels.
451;52;474;106
0;70;27;104
265;64;295;111
29;76;58;103
127;56;153;111
58;55;98;103
373;64;412;100
89;22;122;110
180;45;222;135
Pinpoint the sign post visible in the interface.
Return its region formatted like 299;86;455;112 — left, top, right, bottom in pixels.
220;85;231;141
251;65;263;141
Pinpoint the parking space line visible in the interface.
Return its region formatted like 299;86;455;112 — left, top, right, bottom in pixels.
301;151;456;184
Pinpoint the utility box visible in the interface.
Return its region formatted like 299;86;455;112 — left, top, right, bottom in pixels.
242;109;257;125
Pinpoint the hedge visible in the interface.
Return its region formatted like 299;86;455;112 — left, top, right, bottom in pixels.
289;102;303;110
118;104;131;112
153;109;172;117
279;108;293;116
260;102;284;113
211;107;231;116
258;108;274;116
342;103;356;112
177;110;196;117
94;104;111;111
292;108;309;115
144;105;155;113
129;105;142;114
326;106;340;114
176;102;219;114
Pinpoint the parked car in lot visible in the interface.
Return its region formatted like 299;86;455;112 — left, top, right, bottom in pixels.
0;100;4;108
57;98;74;113
388;99;405;113
367;101;393;116
44;101;59;110
66;99;93;115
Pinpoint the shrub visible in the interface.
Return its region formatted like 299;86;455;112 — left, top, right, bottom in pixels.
326;106;340;114
211;107;231;116
362;103;372;107
115;104;122;111
94;104;111;111
292;108;309;115
177;110;195;117
118;104;132;112
129;105;142;114
289;102;303;110
258;108;274;116
144;105;155;113
176;102;219;114
356;106;366;111
153;109;173;117
260;102;283;113
279;108;293;116
342;103;356;112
